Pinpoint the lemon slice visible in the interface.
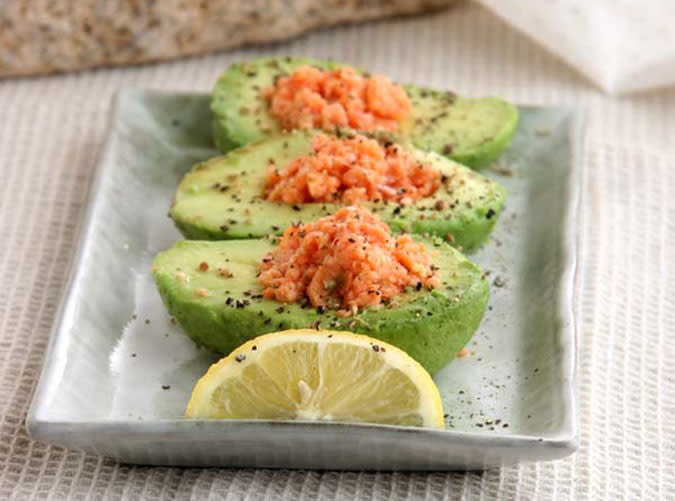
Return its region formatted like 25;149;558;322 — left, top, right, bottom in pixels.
185;329;444;428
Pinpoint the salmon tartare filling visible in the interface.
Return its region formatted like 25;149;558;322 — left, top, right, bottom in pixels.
262;66;412;132
265;133;441;205
258;206;439;314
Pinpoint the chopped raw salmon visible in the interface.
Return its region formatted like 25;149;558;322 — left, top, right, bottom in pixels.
265;133;441;205
258;207;439;314
263;66;411;132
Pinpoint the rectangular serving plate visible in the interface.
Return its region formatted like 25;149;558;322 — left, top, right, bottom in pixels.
27;90;582;470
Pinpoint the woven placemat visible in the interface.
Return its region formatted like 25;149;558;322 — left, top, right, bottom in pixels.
1;3;673;499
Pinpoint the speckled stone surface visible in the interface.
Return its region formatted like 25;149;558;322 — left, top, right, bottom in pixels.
0;0;455;78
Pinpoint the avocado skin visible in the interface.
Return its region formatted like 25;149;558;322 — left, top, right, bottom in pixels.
211;115;239;153
211;57;518;168
153;239;488;375
169;131;506;253
447;108;517;168
403;87;519;169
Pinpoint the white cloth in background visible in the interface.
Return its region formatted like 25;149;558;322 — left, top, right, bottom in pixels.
478;0;675;94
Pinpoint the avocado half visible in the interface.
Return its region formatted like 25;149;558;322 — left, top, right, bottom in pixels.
153;238;488;374
170;130;506;253
211;57;519;168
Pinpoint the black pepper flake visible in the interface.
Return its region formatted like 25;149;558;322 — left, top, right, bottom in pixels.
372;345;380;352
220;225;230;232
292;205;301;211
415;282;423;291
235;354;246;363
161;384;171;390
316;305;325;314
393;206;402;215
486;208;496;219
225;297;233;305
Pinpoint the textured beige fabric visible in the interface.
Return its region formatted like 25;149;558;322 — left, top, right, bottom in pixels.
1;3;674;499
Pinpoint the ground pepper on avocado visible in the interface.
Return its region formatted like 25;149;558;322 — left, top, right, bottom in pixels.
258;206;439;315
262;66;411;132
265;133;441;205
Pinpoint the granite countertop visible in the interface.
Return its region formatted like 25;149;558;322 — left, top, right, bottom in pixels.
0;0;454;78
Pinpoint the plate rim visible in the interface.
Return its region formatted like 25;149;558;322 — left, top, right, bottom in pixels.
26;88;584;462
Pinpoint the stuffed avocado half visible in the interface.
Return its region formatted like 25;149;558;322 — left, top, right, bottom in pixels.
153;237;488;375
170;130;506;253
211;56;518;168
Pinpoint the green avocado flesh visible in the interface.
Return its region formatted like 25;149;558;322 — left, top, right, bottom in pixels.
170;131;506;253
211;57;519;168
153;238;489;374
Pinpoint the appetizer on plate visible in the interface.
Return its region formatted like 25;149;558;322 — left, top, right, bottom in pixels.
153;207;488;374
170;131;506;252
211;57;519;168
155;56;514;426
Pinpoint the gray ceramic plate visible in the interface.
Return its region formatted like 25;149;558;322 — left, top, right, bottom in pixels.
27;90;582;470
